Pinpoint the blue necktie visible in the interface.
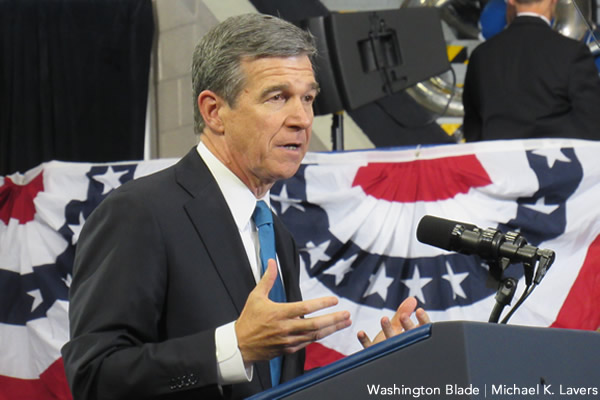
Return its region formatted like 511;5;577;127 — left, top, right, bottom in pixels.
253;200;286;387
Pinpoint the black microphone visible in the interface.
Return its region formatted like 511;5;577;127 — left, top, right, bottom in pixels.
416;215;554;269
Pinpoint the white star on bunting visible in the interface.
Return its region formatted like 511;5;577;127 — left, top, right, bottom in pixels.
442;261;468;299
325;254;357;286
27;289;43;312
531;148;571;169
94;167;127;195
271;184;305;214
363;262;395;301
303;240;331;270
62;274;72;288
68;210;86;245
401;266;432;303
522;196;560;215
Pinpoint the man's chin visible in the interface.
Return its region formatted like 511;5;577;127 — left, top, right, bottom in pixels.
270;162;303;182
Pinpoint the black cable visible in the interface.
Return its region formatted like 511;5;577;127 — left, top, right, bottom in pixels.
500;282;536;324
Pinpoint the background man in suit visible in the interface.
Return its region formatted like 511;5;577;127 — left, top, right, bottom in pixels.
62;13;429;400
462;0;600;141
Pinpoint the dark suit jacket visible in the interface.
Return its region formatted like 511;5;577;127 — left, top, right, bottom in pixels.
62;148;305;400
463;16;600;141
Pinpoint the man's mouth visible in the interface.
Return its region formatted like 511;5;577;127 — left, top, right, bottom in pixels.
281;143;301;150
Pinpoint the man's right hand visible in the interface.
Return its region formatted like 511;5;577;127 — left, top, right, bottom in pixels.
235;259;351;364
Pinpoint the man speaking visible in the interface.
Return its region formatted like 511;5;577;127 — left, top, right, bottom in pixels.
62;13;429;400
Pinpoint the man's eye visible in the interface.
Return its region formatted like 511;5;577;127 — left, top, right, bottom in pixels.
270;94;284;101
304;95;315;103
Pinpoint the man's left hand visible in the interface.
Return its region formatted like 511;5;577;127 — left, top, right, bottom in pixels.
356;296;430;349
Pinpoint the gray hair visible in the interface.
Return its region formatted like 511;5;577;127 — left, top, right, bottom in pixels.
192;13;317;134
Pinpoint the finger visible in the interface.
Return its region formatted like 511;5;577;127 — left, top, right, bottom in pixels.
392;297;417;323
255;259;277;297
285;317;352;351
282;295;340;318
416;308;431;325
288;310;351;335
400;313;416;331
357;330;373;349
381;316;396;339
312;317;352;341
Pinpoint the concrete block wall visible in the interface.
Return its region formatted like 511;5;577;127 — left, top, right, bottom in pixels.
151;0;256;158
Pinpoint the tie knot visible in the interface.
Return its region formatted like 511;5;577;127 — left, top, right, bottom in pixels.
253;201;273;227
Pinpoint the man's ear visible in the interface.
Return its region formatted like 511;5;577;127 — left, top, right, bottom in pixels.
198;90;225;134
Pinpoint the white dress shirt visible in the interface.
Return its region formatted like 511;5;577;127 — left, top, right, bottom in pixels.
516;11;551;26
196;141;270;385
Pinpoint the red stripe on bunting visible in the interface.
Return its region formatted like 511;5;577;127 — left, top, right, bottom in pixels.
304;342;345;370
0;358;72;400
352;155;492;202
550;234;600;331
0;172;44;225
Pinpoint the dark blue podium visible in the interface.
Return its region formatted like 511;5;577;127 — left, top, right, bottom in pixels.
247;321;600;399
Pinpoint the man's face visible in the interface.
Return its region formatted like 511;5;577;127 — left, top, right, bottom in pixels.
218;55;318;192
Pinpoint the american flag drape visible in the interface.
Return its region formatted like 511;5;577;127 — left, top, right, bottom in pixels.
2;139;599;398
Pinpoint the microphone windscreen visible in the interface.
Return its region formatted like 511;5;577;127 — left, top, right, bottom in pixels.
416;215;476;251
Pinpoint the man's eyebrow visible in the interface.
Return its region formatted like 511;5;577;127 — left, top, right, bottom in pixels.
260;84;289;98
311;82;321;93
260;82;320;99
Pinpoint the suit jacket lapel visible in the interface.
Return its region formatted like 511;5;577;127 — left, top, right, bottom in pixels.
273;215;305;382
174;149;273;390
174;149;255;314
174;148;302;388
273;217;302;303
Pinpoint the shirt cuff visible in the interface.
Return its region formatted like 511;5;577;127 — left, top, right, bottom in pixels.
215;321;253;385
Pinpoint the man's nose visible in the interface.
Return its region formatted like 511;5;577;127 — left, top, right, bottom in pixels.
286;97;313;129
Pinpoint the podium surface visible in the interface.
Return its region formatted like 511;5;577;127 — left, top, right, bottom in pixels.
248;321;600;399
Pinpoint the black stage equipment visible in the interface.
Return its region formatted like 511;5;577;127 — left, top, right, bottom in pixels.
300;8;451;116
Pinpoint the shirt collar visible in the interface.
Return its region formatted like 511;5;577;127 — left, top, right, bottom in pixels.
196;141;269;230
517;12;551;26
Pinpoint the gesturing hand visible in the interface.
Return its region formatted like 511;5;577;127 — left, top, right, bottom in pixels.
357;296;430;349
235;259;352;364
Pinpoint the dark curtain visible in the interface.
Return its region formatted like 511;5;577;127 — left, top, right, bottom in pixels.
0;0;154;175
